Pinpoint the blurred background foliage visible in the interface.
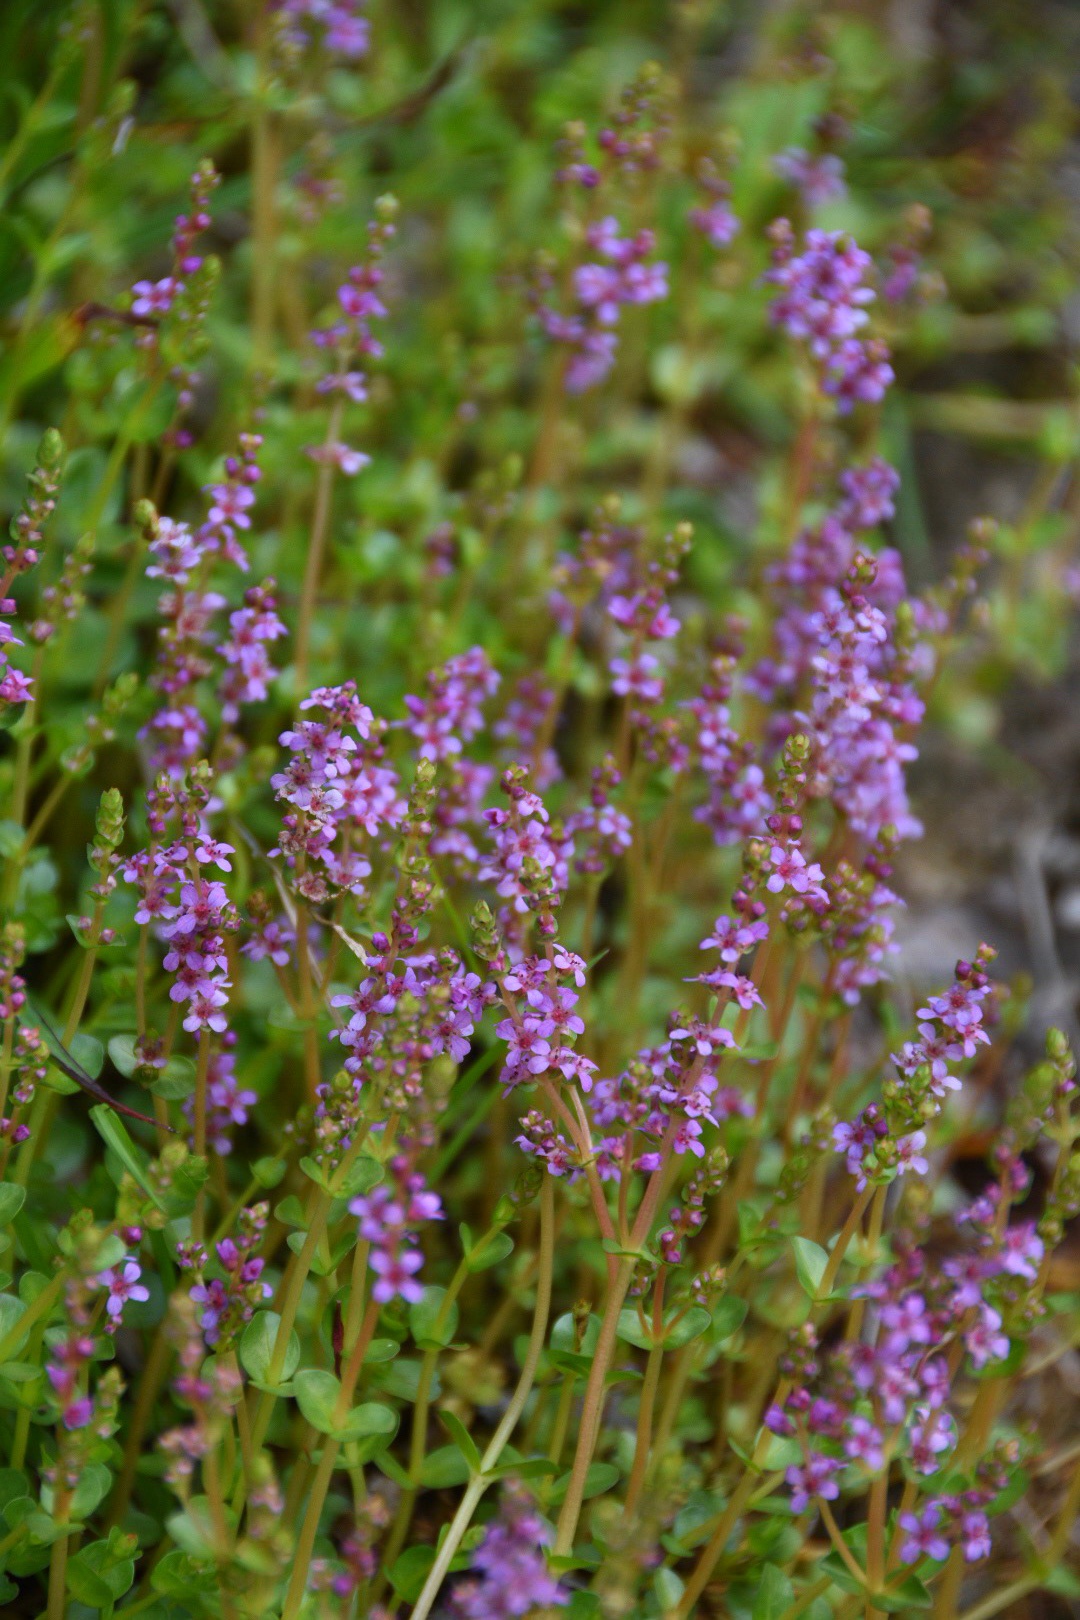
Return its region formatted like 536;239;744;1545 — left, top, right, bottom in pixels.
3;0;1080;1025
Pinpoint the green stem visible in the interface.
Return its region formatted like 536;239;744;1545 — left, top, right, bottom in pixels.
621;1270;667;1523
191;1031;212;1243
294;400;344;691
383;1225;506;1573
674;1185;874;1616
244;1188;332;1464
552;1255;634;1555
281;1290;381;1619
408;1175;556;1620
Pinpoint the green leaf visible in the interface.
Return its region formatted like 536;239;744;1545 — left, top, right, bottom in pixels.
549;1310;601;1371
669;1490;726;1551
389;1545;437;1602
252;1156;287;1189
293;1369;343;1434
663;1305;712;1349
548;1461;619;1505
738;1040;781;1060
3;1494;35;1530
409;1285;459;1350
712;1295;749;1341
89;1234;127;1274
166;1497;233;1560
463;1228;514;1272
293;1366;397;1442
566;1595;601;1619
67;1538;135;1605
89;1106;163;1209
70;1032;104;1079
420;1444;472;1488
108;1037;194;1097
239;1312;300;1385
874;1575;934;1612
299;1155;331;1191
654;1568;685;1609
337;1401;397;1444
364;1337;401;1363
335;1154;383;1197
372;1355;431;1403
752;1563;794;1619
819;1551;865;1597
490;1456;561;1481
0;1468;29;1511
68;1464;111;1521
148;1054;196;1101
0;821;24;858
792;1236;829;1298
759;1434;802;1471
151;1549;216;1598
439;1409;482;1474
615;1308;653;1350
377;1450;414;1490
164;1154;209;1217
107;1035;139;1078
0;1184;26;1226
275;1194;308;1228
64;1556;113;1608
0;1293;28;1351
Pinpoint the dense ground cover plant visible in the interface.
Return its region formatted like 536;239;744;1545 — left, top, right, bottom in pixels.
1;3;1080;1618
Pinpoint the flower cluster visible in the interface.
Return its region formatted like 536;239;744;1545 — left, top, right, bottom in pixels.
451;1486;567;1618
773;146;847;207
276;0;369;59
690;156;740;247
834;952;995;1188
766;222;893;409
480;773;572;937
131;159;219;324
308;197;397;473
272;681;405;901
539;216;668;392
181;1205;272;1347
219;579;286;721
0;430;63;705
122;774;238;1034
138;433;272;775
183;1043;258;1155
767;1196;1038;1574
350;1156;443;1303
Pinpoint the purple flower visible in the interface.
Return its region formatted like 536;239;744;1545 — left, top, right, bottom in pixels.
895;1130;929;1178
132;276;184;317
277;0;369;59
844;1415;884;1472
996;1221;1043;1281
539;218;667;394
773;147;847;207
960;1509;992;1562
766;224;893;414
369;1245;425;1304
766;842;827;901
785;1452;840;1513
898;1504;950;1564
690;200;740;247
965;1305;1009;1370
838;458;900;530
452;1487;567;1618
97;1257;150;1326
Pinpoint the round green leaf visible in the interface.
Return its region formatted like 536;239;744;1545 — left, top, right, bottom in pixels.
239;1312;300;1385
